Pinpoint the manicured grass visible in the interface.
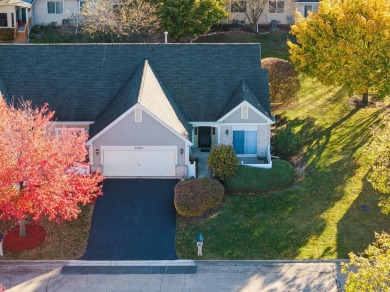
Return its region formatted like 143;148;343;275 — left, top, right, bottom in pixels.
176;77;390;260
224;160;294;193
0;205;93;260
194;30;293;60
28;25;293;60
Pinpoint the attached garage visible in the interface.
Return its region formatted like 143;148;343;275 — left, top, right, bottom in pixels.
101;146;177;177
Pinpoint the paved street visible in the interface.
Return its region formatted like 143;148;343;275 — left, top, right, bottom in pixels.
0;260;347;291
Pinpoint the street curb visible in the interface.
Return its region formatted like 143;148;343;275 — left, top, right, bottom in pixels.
195;259;348;265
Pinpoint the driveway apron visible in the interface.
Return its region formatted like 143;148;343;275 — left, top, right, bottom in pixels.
82;179;178;260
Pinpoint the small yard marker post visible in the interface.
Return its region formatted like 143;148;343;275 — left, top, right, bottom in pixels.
196;233;203;256
164;31;168;44
0;233;3;256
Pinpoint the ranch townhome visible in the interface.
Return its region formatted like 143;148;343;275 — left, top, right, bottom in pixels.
0;43;274;178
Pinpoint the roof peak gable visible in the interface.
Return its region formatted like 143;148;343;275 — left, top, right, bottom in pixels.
137;60;190;138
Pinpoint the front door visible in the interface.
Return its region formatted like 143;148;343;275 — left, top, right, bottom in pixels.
198;127;211;148
21;8;26;23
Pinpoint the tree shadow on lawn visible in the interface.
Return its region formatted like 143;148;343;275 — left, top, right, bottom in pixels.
176;158;359;259
182;107;383;259
337;173;390;259
278;105;383;170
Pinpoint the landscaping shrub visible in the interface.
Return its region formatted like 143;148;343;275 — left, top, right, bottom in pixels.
207;144;238;181
174;178;224;217
272;124;302;159
0;29;14;42
261;57;300;105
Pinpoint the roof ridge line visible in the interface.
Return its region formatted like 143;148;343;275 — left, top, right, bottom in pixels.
137;60;149;103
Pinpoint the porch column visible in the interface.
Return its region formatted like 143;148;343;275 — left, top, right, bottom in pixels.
220;125;232;146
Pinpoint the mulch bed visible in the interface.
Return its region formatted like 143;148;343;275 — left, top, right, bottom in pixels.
4;223;46;252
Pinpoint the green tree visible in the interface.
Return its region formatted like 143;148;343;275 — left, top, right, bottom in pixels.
207;144;238;181
261;57;300;106
368;108;390;214
343;107;390;291
80;0;159;42
288;0;390;106
342;232;390;291
155;0;228;39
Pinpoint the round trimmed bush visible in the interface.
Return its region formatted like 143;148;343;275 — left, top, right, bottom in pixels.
261;57;300;106
174;178;224;217
207;144;238;181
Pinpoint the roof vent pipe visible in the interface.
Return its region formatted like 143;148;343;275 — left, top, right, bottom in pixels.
164;31;168;44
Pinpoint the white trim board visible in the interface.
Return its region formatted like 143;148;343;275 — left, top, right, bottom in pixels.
217;101;274;124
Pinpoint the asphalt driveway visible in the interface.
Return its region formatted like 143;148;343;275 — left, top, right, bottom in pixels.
82;179;178;260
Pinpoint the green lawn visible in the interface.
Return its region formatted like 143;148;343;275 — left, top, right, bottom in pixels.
194;30;293;60
224;160;294;194
28;25;293;60
176;78;390;259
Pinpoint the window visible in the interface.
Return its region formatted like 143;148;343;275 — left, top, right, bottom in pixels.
269;1;284;13
241;105;248;119
47;1;64;14
0;13;7;27
304;5;318;17
135;108;142;122
233;131;257;154
78;0;85;11
231;1;246;13
55;127;85;137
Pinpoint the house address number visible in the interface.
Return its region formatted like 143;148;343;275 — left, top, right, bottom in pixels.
134;146;143;149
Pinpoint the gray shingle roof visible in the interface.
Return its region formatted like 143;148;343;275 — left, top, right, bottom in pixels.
0;77;10;100
0;44;271;135
218;81;272;120
90;60;192;139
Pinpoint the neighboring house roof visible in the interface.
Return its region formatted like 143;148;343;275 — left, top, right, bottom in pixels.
0;44;271;137
0;0;32;7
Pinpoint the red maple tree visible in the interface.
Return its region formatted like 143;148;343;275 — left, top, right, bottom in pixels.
0;96;103;237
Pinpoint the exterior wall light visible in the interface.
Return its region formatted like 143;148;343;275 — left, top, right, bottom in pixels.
225;129;229;135
95;148;99;156
180;148;184;156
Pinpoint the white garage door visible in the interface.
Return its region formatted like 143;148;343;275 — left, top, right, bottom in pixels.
102;147;176;177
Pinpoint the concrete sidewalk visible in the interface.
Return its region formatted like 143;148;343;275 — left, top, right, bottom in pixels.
0;260;347;292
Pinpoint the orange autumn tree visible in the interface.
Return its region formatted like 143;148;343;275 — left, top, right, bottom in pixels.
0;95;103;237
